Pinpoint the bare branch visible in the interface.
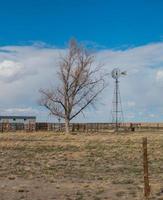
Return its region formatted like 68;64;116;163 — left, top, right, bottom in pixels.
39;39;108;133
70;85;106;121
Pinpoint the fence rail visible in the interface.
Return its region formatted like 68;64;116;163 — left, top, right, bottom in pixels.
0;122;163;132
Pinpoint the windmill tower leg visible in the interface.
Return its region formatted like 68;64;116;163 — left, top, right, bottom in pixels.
111;70;125;132
115;78;118;132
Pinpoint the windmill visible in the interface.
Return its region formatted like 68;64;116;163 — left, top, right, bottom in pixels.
111;68;127;131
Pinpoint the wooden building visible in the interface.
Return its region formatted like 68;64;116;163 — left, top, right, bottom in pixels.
0;116;36;132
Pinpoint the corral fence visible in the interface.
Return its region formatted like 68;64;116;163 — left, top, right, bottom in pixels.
0;122;163;132
36;122;163;132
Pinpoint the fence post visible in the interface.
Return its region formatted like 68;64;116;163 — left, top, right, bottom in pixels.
143;137;150;199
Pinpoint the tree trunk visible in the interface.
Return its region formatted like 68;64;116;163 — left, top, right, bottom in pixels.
65;118;70;133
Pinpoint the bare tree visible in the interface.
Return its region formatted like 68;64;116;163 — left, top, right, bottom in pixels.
39;39;107;133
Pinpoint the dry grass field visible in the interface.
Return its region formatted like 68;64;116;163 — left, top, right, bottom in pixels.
0;131;163;200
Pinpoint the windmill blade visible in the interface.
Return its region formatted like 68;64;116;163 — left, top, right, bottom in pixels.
121;71;127;76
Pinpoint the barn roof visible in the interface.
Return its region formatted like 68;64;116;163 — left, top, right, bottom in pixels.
0;116;36;119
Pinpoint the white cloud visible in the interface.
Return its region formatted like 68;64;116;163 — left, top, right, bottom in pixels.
0;60;27;82
127;101;136;107
156;70;163;81
0;42;163;122
0;60;22;76
4;107;39;114
149;114;157;118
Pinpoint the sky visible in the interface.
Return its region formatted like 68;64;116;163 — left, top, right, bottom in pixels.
0;0;163;122
0;0;163;48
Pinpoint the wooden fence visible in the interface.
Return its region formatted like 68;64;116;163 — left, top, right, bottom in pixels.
36;122;163;132
0;122;163;132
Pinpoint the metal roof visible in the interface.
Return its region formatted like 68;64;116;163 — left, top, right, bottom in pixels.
0;116;36;119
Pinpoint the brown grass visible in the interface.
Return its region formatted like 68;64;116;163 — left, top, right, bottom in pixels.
0;131;163;199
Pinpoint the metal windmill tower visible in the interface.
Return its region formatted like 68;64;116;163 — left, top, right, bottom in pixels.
111;68;127;131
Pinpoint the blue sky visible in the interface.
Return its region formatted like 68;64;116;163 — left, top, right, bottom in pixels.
0;0;163;122
0;0;163;48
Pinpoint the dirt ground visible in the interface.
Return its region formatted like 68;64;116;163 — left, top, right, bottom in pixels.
0;131;163;200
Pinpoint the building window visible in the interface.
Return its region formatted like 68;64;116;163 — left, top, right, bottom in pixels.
24;118;26;121
13;118;16;121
